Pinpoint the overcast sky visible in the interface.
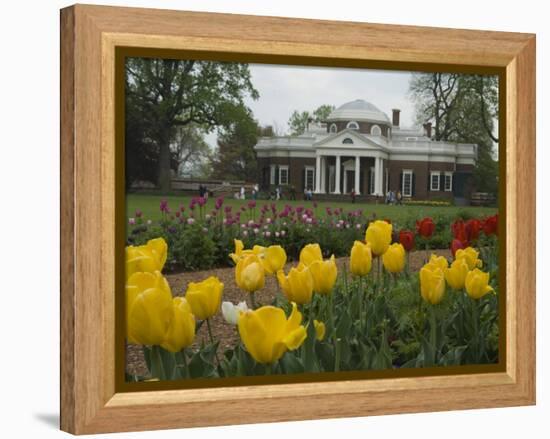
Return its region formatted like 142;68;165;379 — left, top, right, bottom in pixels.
206;64;416;148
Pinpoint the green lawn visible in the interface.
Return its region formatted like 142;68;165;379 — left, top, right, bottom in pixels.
127;193;497;223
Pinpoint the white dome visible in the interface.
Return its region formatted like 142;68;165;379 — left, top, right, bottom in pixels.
327;99;390;124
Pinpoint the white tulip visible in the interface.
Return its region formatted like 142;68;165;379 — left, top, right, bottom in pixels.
221;301;249;325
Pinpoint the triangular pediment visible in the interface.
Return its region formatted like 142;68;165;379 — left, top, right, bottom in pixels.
314;128;388;151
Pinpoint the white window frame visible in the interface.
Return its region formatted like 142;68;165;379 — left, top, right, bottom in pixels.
304;166;315;191
279;165;289;185
329;123;337;133
269;165;276;185
346;121;359;130
402;170;413;197
444;172;453;192
369;167;376;195
430;171;440;191
370;124;381;136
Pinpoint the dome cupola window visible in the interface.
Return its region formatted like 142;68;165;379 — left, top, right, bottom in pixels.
370;124;382;136
346;121;359;130
329;123;337;133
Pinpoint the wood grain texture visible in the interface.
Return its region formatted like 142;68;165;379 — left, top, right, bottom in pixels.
60;4;536;434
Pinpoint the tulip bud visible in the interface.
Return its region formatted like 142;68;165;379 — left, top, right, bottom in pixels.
428;254;449;272
350;241;372;277
399;230;415;251
299;243;323;267
261;245;287;275
185;276;224;320
382;243;406;273
419;263;445;305
313;320;326;341
308;255;338;295
277;265;314;305
365;220;392;256
455;247;483;270
161;297;195;352
126;271;174;346
235;254;265;293
416;217;435;238
444;258;470;290
465;268;494;299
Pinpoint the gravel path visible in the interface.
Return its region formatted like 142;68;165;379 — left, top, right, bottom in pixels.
126;248;451;377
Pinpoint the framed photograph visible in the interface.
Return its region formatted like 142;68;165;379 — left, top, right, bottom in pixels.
60;4;536;434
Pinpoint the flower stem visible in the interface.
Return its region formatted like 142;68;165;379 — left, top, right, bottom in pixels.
250;291;258;310
265;362;273;375
206;318;222;372
429;305;437;366
335;338;342;372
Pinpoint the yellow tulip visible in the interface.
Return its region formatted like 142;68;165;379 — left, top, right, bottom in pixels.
229;239;244;264
365;220;392;256
465;268;494;299
277;265;314;305
314;320;326;341
229;239;255;264
160;297;195;352
308;255;338;295
126;237;168;280
350;240;372;276
237;302;307;364
428;254;449;271
126;271;174;345
261;245;287;275
419;264;445;305
185;276;224;320
382;243;406;273
235;254;265;292
455;247;483;270
444;258;470;290
299;243;323;267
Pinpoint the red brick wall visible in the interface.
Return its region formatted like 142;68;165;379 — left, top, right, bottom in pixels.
327;121;391;138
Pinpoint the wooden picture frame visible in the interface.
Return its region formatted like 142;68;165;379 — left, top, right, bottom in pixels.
60;4;536;434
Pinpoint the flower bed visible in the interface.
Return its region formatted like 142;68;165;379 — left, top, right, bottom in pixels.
127;197;498;273
125;213;500;381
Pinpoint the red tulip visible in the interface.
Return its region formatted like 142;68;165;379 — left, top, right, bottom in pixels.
465;219;482;242
450;238;465;257
399;230;415;251
482;214;498;236
451;219;468;245
416;217;435;238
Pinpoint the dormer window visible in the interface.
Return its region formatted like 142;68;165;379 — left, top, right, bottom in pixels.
370;124;381;136
329;123;337;133
346;121;359;130
342;138;354;144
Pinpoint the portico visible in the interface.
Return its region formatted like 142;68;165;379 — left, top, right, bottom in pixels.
314;153;385;196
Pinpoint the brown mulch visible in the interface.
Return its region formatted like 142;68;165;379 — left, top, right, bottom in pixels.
126;248;451;377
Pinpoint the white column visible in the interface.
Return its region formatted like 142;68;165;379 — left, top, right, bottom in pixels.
320;157;326;193
334;155;341;194
314;155;321;193
354;156;361;195
374;157;382;196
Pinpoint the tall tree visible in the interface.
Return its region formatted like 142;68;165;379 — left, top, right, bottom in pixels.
287;104;336;135
409;73;499;193
125;58;258;191
211;106;261;182
171;124;211;177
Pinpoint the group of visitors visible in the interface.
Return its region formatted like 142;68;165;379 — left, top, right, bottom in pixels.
385;189;403;205
198;184;209;199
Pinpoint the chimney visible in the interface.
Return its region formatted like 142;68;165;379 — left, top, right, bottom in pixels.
392;109;400;127
423;122;432;138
